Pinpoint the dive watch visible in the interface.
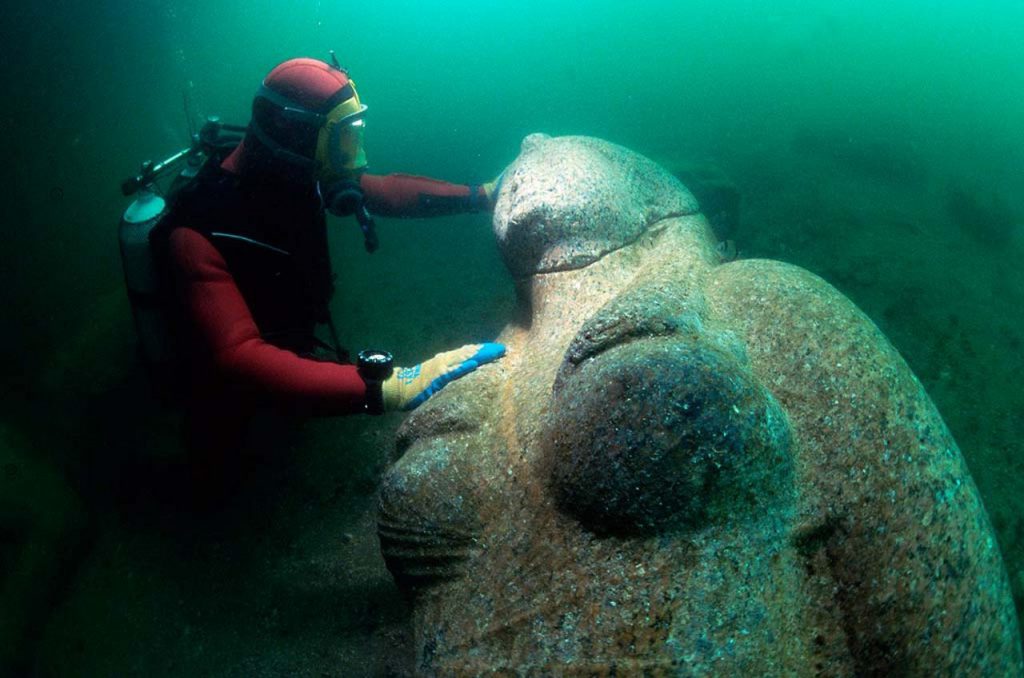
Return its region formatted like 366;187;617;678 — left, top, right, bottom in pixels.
357;349;393;415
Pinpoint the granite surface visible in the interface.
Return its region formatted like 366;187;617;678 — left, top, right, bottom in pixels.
378;134;1022;675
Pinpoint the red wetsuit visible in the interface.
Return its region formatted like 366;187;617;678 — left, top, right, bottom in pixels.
167;144;487;427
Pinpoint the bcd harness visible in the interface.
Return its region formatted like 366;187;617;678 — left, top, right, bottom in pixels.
151;154;347;363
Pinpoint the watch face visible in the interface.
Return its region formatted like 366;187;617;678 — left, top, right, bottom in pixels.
358;349;394;380
359;350;392;365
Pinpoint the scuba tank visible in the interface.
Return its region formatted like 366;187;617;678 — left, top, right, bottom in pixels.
119;187;172;368
118;119;246;385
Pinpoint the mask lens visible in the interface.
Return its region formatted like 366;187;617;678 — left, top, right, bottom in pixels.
337;118;366;171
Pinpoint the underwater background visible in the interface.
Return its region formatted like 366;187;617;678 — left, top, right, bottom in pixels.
1;0;1021;674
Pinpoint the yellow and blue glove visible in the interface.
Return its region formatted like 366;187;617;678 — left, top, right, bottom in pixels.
382;343;506;411
481;170;506;210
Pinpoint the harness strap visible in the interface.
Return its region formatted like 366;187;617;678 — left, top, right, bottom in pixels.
247;118;318;170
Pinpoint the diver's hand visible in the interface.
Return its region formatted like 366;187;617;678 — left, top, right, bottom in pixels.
482;170;506;209
382;343;506;411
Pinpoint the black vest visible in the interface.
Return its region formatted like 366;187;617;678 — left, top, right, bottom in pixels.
153;163;336;356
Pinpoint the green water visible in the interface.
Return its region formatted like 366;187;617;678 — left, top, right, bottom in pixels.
1;1;1022;674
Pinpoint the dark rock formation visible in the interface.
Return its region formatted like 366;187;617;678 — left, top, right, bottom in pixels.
671;162;742;240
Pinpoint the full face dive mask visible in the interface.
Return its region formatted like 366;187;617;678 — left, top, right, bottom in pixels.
250;57;379;252
314;93;378;252
317;115;378;253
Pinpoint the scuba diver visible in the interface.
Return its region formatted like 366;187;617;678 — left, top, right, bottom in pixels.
135;56;505;492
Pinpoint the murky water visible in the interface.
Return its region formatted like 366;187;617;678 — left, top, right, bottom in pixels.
1;1;1021;674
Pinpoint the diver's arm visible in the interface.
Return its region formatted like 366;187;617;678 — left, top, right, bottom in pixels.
167;227;369;415
360;173;488;218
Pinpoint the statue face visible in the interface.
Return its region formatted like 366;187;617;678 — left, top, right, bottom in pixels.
493;133;700;279
379;136;1021;674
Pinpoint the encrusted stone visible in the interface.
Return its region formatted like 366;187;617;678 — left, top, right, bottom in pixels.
378;134;1023;675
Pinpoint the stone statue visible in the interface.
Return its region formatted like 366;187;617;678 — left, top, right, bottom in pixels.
378;134;1022;675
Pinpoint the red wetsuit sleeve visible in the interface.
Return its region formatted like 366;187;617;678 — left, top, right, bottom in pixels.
359;173;487;217
168;227;368;415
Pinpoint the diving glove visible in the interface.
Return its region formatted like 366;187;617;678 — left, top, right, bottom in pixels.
482;170;506;209
382;343;506;412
